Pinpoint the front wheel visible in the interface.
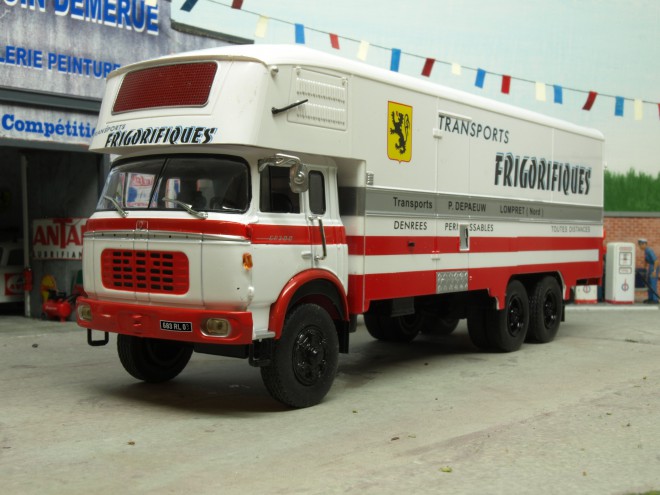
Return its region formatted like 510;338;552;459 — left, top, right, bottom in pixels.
117;335;193;383
261;304;339;408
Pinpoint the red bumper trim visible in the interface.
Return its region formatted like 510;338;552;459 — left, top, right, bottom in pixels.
76;297;254;345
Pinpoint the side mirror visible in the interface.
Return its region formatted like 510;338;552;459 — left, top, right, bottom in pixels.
289;162;308;193
258;153;309;193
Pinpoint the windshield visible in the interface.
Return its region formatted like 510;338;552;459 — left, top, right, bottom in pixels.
97;155;250;213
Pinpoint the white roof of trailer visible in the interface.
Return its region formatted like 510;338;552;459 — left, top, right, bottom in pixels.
112;44;604;141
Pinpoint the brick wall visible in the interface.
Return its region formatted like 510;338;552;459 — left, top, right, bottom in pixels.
604;214;660;269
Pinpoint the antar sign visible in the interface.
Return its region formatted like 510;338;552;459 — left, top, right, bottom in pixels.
32;218;87;260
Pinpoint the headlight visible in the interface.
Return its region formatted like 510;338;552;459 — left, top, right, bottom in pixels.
77;303;92;322
203;318;231;337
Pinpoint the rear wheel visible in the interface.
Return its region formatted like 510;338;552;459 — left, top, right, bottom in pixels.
528;276;562;343
261;304;339;408
364;309;423;342
117;335;193;383
487;280;529;352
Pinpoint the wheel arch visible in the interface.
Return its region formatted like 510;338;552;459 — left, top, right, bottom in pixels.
268;269;349;338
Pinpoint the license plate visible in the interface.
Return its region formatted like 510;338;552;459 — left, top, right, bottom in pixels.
160;320;193;332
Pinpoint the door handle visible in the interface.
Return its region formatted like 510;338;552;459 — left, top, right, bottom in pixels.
309;216;327;261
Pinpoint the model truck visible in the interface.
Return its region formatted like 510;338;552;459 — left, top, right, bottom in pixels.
77;44;603;407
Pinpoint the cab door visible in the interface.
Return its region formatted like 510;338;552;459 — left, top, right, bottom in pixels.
303;165;347;288
250;164;311;310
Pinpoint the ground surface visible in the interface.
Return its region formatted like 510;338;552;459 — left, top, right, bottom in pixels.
1;305;659;494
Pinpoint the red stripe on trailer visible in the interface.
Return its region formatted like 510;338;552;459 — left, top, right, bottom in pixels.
347;234;601;256
348;259;602;313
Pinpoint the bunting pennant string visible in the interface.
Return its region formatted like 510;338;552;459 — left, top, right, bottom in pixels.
191;1;659;119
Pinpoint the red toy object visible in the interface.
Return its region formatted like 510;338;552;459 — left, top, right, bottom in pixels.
42;290;78;322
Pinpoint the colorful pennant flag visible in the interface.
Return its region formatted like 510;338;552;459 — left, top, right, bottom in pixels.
295;24;305;44
501;75;511;94
583;91;598;111
231;0;243;8
451;63;462;76
329;33;340;49
390;48;401;72
615;96;624;117
255;16;268;38
634;99;643;120
553;85;563;104
180;0;197;12
421;58;435;77
475;68;486;88
357;40;369;61
535;82;547;102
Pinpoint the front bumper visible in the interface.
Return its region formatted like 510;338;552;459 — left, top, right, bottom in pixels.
76;297;254;345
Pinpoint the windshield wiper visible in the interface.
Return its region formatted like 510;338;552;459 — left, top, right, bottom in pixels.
103;195;128;218
163;198;208;219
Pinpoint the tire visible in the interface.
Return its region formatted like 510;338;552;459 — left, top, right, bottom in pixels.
528;276;562;343
117;335;193;383
467;308;491;350
261;304;339;408
364;310;422;342
487;280;529;352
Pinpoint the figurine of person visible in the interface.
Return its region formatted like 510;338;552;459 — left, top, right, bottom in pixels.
638;239;659;304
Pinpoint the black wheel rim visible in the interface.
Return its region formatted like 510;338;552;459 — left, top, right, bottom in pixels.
292;326;328;386
542;290;559;329
507;295;525;337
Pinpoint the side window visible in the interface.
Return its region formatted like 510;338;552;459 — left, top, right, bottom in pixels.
309;171;326;215
260;167;300;213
